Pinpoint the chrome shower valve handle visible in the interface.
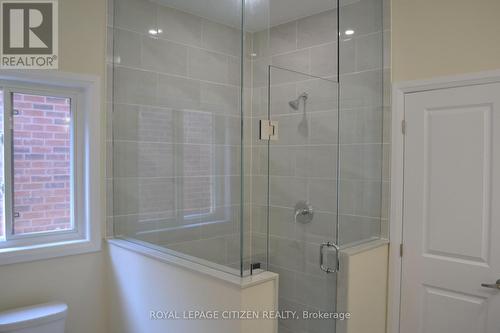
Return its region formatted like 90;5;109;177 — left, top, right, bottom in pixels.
294;201;314;224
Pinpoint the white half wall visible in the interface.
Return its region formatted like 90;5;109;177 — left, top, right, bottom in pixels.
337;240;389;333
108;241;278;333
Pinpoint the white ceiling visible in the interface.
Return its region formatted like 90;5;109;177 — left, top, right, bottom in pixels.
157;0;337;32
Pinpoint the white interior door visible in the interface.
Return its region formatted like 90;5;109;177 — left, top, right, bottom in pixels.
401;82;500;333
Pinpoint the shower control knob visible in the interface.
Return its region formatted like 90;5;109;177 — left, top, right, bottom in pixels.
294;201;314;224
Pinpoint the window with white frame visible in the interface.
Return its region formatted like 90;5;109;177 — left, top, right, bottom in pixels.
0;73;101;263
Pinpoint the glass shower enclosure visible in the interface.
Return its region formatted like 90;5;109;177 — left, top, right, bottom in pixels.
110;0;384;331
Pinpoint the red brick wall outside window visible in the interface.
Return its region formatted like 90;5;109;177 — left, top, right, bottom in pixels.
0;91;73;237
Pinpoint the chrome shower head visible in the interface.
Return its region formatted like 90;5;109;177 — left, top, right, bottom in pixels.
289;99;300;110
289;92;309;110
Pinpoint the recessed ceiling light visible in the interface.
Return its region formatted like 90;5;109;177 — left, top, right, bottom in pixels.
345;29;355;36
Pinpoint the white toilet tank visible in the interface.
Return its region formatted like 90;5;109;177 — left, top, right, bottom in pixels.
0;302;67;333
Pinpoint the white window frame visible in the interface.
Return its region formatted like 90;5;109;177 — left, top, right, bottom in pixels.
0;71;102;265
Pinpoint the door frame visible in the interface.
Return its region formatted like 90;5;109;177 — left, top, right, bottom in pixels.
388;69;500;333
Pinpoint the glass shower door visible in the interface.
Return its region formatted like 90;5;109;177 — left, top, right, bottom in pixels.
266;65;339;333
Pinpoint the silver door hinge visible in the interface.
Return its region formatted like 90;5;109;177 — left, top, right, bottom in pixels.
401;120;406;135
400;243;404;257
259;120;278;141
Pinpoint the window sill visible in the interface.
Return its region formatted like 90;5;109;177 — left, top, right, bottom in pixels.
0;237;101;266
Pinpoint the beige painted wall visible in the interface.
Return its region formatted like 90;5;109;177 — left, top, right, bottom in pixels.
0;253;107;333
392;0;500;82
0;1;108;333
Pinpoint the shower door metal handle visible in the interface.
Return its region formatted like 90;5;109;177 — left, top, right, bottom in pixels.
320;242;339;274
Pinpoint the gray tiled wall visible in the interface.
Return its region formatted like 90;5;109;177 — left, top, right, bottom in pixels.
106;0;390;302
338;0;385;246
382;0;392;239
246;1;386;332
108;0;246;272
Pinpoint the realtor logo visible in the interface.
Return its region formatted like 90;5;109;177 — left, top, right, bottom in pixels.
1;0;58;68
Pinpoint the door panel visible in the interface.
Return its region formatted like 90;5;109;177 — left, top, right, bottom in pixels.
423;104;492;263
401;83;500;333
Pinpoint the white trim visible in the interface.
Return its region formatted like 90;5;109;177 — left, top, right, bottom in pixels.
0;238;100;265
388;69;500;333
0;70;102;266
388;81;405;333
